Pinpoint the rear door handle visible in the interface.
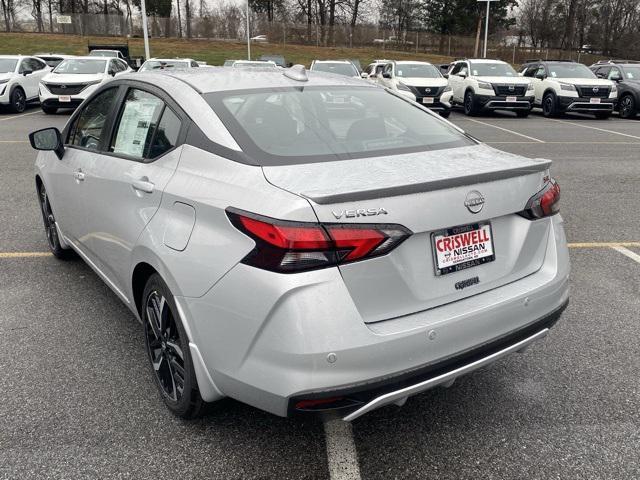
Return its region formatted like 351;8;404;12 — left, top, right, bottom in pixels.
73;169;85;181
132;178;155;194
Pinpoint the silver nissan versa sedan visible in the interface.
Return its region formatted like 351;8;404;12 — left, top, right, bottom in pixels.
29;66;570;421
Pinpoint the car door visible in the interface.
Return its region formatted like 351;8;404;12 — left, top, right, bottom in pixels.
45;86;121;249
17;58;40;99
528;64;546;103
447;63;464;101
378;63;394;88
82;86;185;292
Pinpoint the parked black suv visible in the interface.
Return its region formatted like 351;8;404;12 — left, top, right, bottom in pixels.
590;60;640;119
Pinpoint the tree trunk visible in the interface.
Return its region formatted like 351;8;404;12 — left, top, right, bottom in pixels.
185;0;191;38
473;12;482;57
176;0;182;38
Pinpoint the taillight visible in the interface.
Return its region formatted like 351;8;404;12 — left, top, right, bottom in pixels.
227;209;412;273
518;179;560;220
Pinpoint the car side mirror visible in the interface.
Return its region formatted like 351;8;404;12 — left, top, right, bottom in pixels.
22;69;33;76
382;72;392;79
360;72;369;79
109;69;116;76
535;73;546;80
29;127;64;160
459;72;467;78
443;73;449;79
596;72;605;78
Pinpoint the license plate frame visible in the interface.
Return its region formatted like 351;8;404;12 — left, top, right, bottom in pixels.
58;95;71;103
431;222;496;276
590;97;601;104
422;97;434;104
506;96;517;102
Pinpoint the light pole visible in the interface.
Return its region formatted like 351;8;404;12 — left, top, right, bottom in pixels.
478;0;498;59
246;0;251;60
140;0;150;60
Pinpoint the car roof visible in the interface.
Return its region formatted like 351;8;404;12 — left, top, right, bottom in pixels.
0;55;29;59
146;58;193;62
122;68;374;94
465;59;507;64
313;60;352;64
394;60;434;65
60;56;113;61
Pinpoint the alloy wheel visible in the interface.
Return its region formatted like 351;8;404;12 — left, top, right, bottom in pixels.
620;96;635;118
14;90;26;112
145;291;186;402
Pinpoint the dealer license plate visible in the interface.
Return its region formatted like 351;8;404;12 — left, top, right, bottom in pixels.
506;96;517;102
590;97;601;104
422;97;434;104
58;95;71;103
432;223;495;276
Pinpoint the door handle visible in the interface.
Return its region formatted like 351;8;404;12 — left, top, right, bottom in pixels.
132;178;155;194
73;169;85;181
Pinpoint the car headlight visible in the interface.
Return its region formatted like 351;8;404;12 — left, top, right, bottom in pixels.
0;79;8;85
477;81;493;90
610;84;617;94
397;82;412;92
443;85;452;92
526;82;534;91
559;83;576;92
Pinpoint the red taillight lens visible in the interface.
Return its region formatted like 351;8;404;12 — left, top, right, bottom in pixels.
227;209;412;273
518;179;560;220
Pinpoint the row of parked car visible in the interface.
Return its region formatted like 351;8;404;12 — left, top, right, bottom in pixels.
356;58;640;120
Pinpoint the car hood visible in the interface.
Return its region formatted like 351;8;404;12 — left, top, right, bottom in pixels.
555;77;613;86
398;77;448;88
476;76;531;84
42;73;105;84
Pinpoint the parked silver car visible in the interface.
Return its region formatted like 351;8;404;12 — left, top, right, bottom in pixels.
29;67;569;420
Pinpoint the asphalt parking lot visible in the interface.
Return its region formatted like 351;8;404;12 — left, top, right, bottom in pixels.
1;106;639;480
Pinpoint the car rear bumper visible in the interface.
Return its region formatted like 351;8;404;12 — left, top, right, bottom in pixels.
178;214;570;418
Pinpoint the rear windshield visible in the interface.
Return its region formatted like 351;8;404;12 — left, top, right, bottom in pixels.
547;63;596;79
0;58;17;73
311;63;358;77
470;62;517;77
140;60;189;71
396;63;441;79
206;86;473;166
54;59;106;74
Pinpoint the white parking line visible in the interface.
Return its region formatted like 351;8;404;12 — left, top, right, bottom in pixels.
546;118;640;141
611;246;640;264
464;118;546;143
323;415;362;480
0;111;41;122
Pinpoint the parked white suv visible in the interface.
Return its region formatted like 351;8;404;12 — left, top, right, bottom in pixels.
446;59;534;116
361;59;392;82
39;56;131;114
377;61;452;117
0;55;49;112
519;60;616;119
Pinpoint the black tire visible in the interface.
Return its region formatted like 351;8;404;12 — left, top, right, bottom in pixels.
542;92;558;118
41;105;58;115
9;87;26;113
439;110;451;119
142;273;204;419
37;183;75;260
594;112;611;120
463;91;478;116
516;110;530;118
619;94;636;119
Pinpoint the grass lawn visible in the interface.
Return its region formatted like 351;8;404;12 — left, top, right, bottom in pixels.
0;32;453;67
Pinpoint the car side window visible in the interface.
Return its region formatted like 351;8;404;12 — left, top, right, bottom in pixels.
191;61;199;68
534;66;546;78
109;88;175;160
18;59;30;73
459;63;469;76
608;68;621;81
450;63;461;75
118;60;129;72
522;65;538;77
69;87;120;150
383;63;392;76
148;107;181;159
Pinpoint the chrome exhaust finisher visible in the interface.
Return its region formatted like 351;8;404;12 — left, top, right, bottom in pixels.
342;328;549;422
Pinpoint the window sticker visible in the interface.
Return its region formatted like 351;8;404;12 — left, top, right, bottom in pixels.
113;100;160;157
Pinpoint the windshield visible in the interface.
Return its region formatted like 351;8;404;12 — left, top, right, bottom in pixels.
396;63;441;79
0;58;17;73
470;62;517;77
311;62;358;77
140;60;189;71
54;59;106;74
206;86;472;166
89;51;118;58
547;63;596;79
623;66;640;80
